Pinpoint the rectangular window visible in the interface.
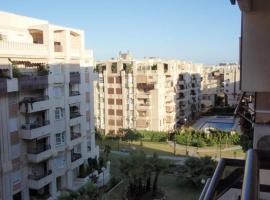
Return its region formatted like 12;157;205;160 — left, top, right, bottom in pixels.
53;86;63;98
54;156;66;169
55;107;64;120
55;132;65;146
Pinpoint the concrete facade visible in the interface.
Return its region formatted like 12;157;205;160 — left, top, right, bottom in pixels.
94;52;202;134
201;64;240;112
0;12;99;200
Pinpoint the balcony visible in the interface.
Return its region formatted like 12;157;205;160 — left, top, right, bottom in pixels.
21;121;50;139
166;116;174;123
137;103;151;110
166;105;174;113
69;91;80;96
19;96;49;113
70;72;80;84
70;111;81;119
69;92;81;105
200;149;270;200
137;93;151;99
0;41;48;57
71;132;82;141
54;44;63;52
18;75;48;91
136;119;149;129
28;170;53;190
71;152;82;163
137;83;155;92
27;145;52;163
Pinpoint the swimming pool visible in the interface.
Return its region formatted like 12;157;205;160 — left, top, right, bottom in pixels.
200;121;234;132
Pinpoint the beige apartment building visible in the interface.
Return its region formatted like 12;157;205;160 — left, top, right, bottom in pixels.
201;64;240;112
0;12;99;200
94;52;202;134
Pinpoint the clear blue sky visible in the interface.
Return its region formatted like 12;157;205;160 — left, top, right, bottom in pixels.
1;0;241;64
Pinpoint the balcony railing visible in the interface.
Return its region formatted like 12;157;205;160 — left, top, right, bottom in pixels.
71;132;82;140
0;41;48;56
27;144;51;154
20;95;49;104
70;112;81;119
71;153;82;162
18;75;48;91
69;91;80;96
200;149;270;200
28;170;52;181
21;120;50;130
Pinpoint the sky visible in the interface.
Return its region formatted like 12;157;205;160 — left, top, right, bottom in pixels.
1;0;241;64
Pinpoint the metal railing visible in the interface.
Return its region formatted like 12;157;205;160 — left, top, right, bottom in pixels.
71;153;82;162
27;144;51;154
21;120;50;130
241;149;259;200
71;132;82;140
69;91;80;96
20;95;49;104
18;75;48;91
202;158;245;200
70;112;81;119
28;170;52;180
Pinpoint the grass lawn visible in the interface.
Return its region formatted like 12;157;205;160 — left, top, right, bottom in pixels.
98;139;245;159
158;174;201;200
103;153;202;200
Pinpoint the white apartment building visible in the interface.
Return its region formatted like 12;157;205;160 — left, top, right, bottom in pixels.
223;64;241;106
0;12;99;200
94;52;202;134
201;64;240;112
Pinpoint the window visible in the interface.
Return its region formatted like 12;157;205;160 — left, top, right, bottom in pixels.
54;155;66;169
53;86;63;98
55;132;65;146
55;107;64;120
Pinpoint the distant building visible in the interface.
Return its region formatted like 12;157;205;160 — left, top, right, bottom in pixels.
94;52;202;134
201;64;240;112
0;11;99;199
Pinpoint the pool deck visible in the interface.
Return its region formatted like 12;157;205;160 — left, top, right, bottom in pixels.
192;116;240;132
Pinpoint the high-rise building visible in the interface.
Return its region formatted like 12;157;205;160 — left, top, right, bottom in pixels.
0;12;99;199
94;52;202;134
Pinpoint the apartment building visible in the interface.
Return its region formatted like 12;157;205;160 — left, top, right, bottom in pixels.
94;52;202;134
0;12;98;200
201;64;240;112
201;0;270;199
223;64;241;106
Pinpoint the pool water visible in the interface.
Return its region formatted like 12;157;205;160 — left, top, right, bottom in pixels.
200;122;234;131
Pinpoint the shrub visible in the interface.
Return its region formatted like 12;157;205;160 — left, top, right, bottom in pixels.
139;130;167;142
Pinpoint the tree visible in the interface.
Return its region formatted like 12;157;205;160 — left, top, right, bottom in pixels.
122;129;142;144
95;128;106;149
177;156;216;188
150;153;167;196
104;144;111;160
119;150;167;198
